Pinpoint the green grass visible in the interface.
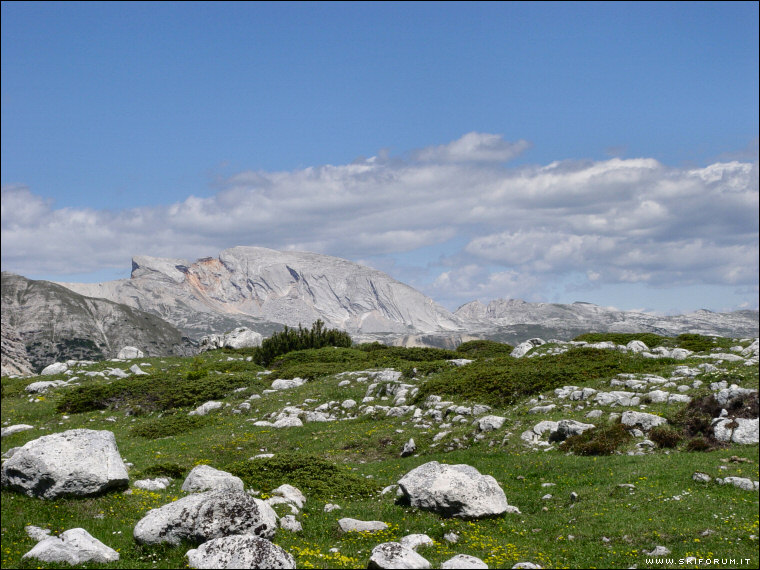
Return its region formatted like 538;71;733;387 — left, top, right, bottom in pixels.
2;337;758;569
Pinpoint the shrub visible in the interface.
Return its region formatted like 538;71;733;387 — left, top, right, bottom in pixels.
225;453;379;500
56;373;249;414
455;339;514;358
562;423;632;456
649;425;683;448
131;413;209;439
257;320;353;366
414;348;674;408
139;462;188;479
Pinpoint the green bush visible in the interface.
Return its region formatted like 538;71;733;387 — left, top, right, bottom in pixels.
414;348;674;408
455;339;514;358
131;413;210;439
138;462;188;479
562;423;632;455
649;425;683;448
56;373;249;414
258;320;353;366
225;453;380;500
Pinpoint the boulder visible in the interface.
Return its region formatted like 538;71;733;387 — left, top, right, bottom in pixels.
133;489;277;545
400;533;434;550
25;380;67;394
269;483;306;509
270;378;307;391
712;418;759;445
367;542;431;569
401;438;417;457
1;429;128;499
511;338;545;358
441;554;489;569
182;465;245;493
117;346;144;360
22;528;119;564
186;534;295;569
189;401;223;416
199;327;264;352
1;424;34;438
397;461;509;518
620;411;667;432
475;415;507;431
40;362;68;376
337;518;389;533
552;419;596;440
134;477;172;491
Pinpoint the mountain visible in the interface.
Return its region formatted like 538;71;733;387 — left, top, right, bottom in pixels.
456;298;759;344
57;246;464;340
1;272;196;373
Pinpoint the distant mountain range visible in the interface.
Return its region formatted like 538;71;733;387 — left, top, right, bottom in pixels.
2;246;757;373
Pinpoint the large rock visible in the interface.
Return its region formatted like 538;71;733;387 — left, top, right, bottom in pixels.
712;418;759;445
133;489;277;545
367;542;431;569
397;461;509;519
186;534;296;569
116;346;144;359
620;411;667;432
441;554;489;569
22;528;119;564
182;465;245;493
199;327;263;352
337;518;389;533
1;429;129;499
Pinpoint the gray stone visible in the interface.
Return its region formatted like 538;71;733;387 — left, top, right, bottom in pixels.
712;418;759;445
337;518;389;533
441;554;489;569
186;534;295;569
270;484;306;509
400;533;434;550
1;429;128;499
22;528;119;564
134;477;172;491
117;346;144;360
620;411;667;432
182;465;244;493
397;461;509;519
717;477;759;492
270;378;307;391
189;401;223;416
367;542;431;569
476;415;507;431
40;362;68;376
401;438;417;457
1;424;34;438
692;472;711;483
279;515;302;532
25;380;66;394
133;489;277;545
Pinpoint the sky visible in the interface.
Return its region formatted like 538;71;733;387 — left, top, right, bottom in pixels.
2;1;758;315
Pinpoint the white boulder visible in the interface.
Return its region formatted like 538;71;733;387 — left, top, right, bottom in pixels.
1;429;128;499
441;554;489;569
40;362;68;376
620;411;667;432
397;461;509;519
367;542;431;569
186;534;295;569
712;418;759;445
117;346;144;360
133;489;277;545
22;528;119;565
182;465;244;493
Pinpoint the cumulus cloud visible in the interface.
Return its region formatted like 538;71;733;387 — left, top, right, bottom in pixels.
1;133;757;310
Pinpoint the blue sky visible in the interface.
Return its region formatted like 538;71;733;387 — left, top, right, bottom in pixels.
2;1;758;315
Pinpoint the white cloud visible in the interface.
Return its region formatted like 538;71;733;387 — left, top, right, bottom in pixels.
1;134;757;311
412;132;531;163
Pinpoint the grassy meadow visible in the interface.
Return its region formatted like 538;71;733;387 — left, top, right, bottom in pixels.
1;333;758;569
